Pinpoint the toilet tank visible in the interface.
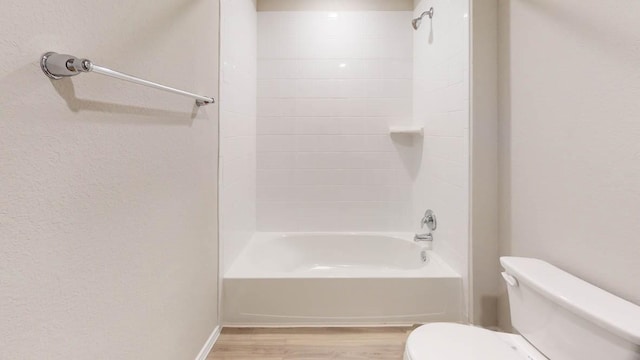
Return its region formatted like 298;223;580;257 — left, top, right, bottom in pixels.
501;257;640;360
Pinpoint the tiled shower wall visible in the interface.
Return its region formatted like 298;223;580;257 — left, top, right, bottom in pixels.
412;0;470;319
220;0;257;272
256;11;415;231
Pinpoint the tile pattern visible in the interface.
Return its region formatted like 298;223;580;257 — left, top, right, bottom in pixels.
257;11;415;231
412;0;470;319
220;0;258;271
207;327;414;360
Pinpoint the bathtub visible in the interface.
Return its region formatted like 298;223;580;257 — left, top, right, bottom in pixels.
223;232;462;326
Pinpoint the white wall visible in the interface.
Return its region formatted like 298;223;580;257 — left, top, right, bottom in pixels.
412;0;470;320
0;1;220;359
256;10;415;231
498;0;640;328
219;0;257;273
470;0;499;327
258;0;414;11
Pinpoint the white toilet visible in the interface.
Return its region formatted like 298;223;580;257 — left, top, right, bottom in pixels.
404;257;640;359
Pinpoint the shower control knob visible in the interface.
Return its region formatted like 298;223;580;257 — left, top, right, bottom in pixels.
421;210;437;231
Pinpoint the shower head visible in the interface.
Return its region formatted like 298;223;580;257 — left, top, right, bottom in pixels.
411;18;421;30
412;7;434;30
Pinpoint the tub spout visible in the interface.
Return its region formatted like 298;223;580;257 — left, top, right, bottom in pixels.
414;233;433;242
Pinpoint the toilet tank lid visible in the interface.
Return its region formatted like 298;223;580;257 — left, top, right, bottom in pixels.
501;257;640;345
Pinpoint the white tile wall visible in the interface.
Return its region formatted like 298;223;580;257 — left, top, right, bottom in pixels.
412;0;470;320
257;11;414;231
220;0;257;272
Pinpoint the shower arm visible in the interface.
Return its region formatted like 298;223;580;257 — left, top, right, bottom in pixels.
412;7;434;30
419;7;434;20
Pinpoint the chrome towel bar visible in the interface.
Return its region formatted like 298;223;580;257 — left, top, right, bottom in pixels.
40;52;215;106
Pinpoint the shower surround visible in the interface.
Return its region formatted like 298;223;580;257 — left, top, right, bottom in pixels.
221;1;471;326
257;11;415;231
412;0;470;320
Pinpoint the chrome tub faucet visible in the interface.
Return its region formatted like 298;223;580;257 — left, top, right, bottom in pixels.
414;232;433;242
414;209;437;243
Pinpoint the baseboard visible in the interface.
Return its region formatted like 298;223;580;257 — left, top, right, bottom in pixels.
224;323;418;328
195;326;222;360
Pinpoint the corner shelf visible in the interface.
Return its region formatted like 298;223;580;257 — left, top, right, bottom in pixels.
389;126;424;136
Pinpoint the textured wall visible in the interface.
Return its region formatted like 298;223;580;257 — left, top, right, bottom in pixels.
412;0;470;321
219;0;257;273
256;11;414;231
0;1;220;359
470;0;499;327
498;0;640;329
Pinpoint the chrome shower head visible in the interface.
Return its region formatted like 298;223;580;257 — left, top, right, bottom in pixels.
411;18;421;30
412;7;434;30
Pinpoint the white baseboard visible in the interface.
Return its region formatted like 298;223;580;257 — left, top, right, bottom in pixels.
195;326;222;360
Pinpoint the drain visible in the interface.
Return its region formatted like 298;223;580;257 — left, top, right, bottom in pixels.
420;250;429;263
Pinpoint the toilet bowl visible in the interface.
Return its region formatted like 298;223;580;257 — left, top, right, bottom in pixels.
404;257;640;360
404;323;547;360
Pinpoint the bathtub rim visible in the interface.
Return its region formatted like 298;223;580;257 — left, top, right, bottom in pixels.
225;231;461;280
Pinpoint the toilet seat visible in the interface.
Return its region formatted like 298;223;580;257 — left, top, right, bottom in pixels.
404;323;548;360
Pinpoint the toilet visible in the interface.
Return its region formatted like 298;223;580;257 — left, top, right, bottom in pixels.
404;257;640;359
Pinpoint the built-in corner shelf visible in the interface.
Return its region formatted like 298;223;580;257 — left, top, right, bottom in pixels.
389;126;424;136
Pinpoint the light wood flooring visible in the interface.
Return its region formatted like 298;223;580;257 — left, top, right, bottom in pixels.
207;327;415;360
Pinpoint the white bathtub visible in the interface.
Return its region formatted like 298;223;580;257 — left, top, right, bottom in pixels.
224;232;462;326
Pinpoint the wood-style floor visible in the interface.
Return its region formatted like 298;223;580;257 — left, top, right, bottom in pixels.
207;327;415;360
